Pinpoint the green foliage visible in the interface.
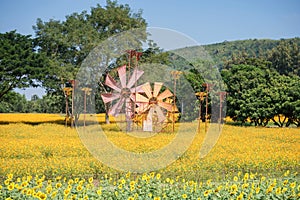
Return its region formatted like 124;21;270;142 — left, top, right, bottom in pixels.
222;63;300;127
0;91;27;113
204;38;300;67
0;31;45;99
267;38;300;76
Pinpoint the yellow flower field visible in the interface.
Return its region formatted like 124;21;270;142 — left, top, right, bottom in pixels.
0;113;299;199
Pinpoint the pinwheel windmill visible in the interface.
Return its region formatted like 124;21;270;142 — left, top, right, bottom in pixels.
134;82;178;131
101;65;144;126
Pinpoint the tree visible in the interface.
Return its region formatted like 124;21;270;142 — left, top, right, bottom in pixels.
33;0;147;121
0;91;27;113
222;63;300;127
33;0;146;92
267;39;300;76
0;31;45;99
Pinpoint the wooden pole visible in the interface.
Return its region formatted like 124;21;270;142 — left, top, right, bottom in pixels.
171;71;182;133
195;92;205;134
202;83;214;133
218;91;227;131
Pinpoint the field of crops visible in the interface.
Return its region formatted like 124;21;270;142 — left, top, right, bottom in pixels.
0;113;299;199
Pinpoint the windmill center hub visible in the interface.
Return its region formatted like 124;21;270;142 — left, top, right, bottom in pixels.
121;88;131;98
149;97;157;105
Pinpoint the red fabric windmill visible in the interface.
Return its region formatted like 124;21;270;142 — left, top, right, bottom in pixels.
134;82;175;123
101;65;144;118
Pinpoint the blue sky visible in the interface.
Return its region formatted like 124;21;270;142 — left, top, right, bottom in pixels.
1;0;299;44
1;0;299;99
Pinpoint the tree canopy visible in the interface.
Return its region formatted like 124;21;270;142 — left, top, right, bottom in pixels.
0;31;45;99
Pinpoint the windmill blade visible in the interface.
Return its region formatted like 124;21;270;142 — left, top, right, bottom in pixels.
130;93;149;103
146;107;154;121
109;97;125;116
101;93;120;104
136;102;150;113
118;65;127;88
154;105;166;123
127;69;144;88
105;74;121;92
157;101;173;112
153;82;163;97
157;89;173;101
130;84;144;94
141;82;152;99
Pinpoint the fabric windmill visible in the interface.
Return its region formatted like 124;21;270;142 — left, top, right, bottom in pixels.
101;65;144;119
134;82;177;131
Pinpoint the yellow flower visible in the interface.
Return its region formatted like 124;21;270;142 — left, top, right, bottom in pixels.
130;185;135;191
39;192;47;200
282;187;288;193
233;176;238;182
51;190;57;198
5;198;13;200
206;179;212;185
21;181;28;187
266;186;273;194
76;185;83;191
88;177;93;184
7;173;13;180
64;188;70;196
242;183;249;189
127;197;134;200
83;195;89;200
97;189;102;195
68;179;74;185
243;173;249;181
74;178;79;183
290;182;296;189
46;186;52;194
154;197;161;200
150;172;155;178
204;190;211;197
283;179;289;185
118;184;123;189
4;179;10;185
255;187;260;194
275;187;281;195
55;182;62;188
182;193;188;199
236;192;243;200
7;183;14;191
26;189;33;196
156;173;161;180
284;170;290;176
126;172;131;178
130;181;135;187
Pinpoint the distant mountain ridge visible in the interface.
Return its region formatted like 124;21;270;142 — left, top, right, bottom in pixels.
173;37;300;65
203;37;300;64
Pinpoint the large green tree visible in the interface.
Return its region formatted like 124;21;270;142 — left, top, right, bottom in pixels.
33;0;146;92
0;31;45;99
222;63;300;127
33;0;147;122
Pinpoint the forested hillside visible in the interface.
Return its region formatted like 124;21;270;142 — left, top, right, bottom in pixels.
204;37;300;65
